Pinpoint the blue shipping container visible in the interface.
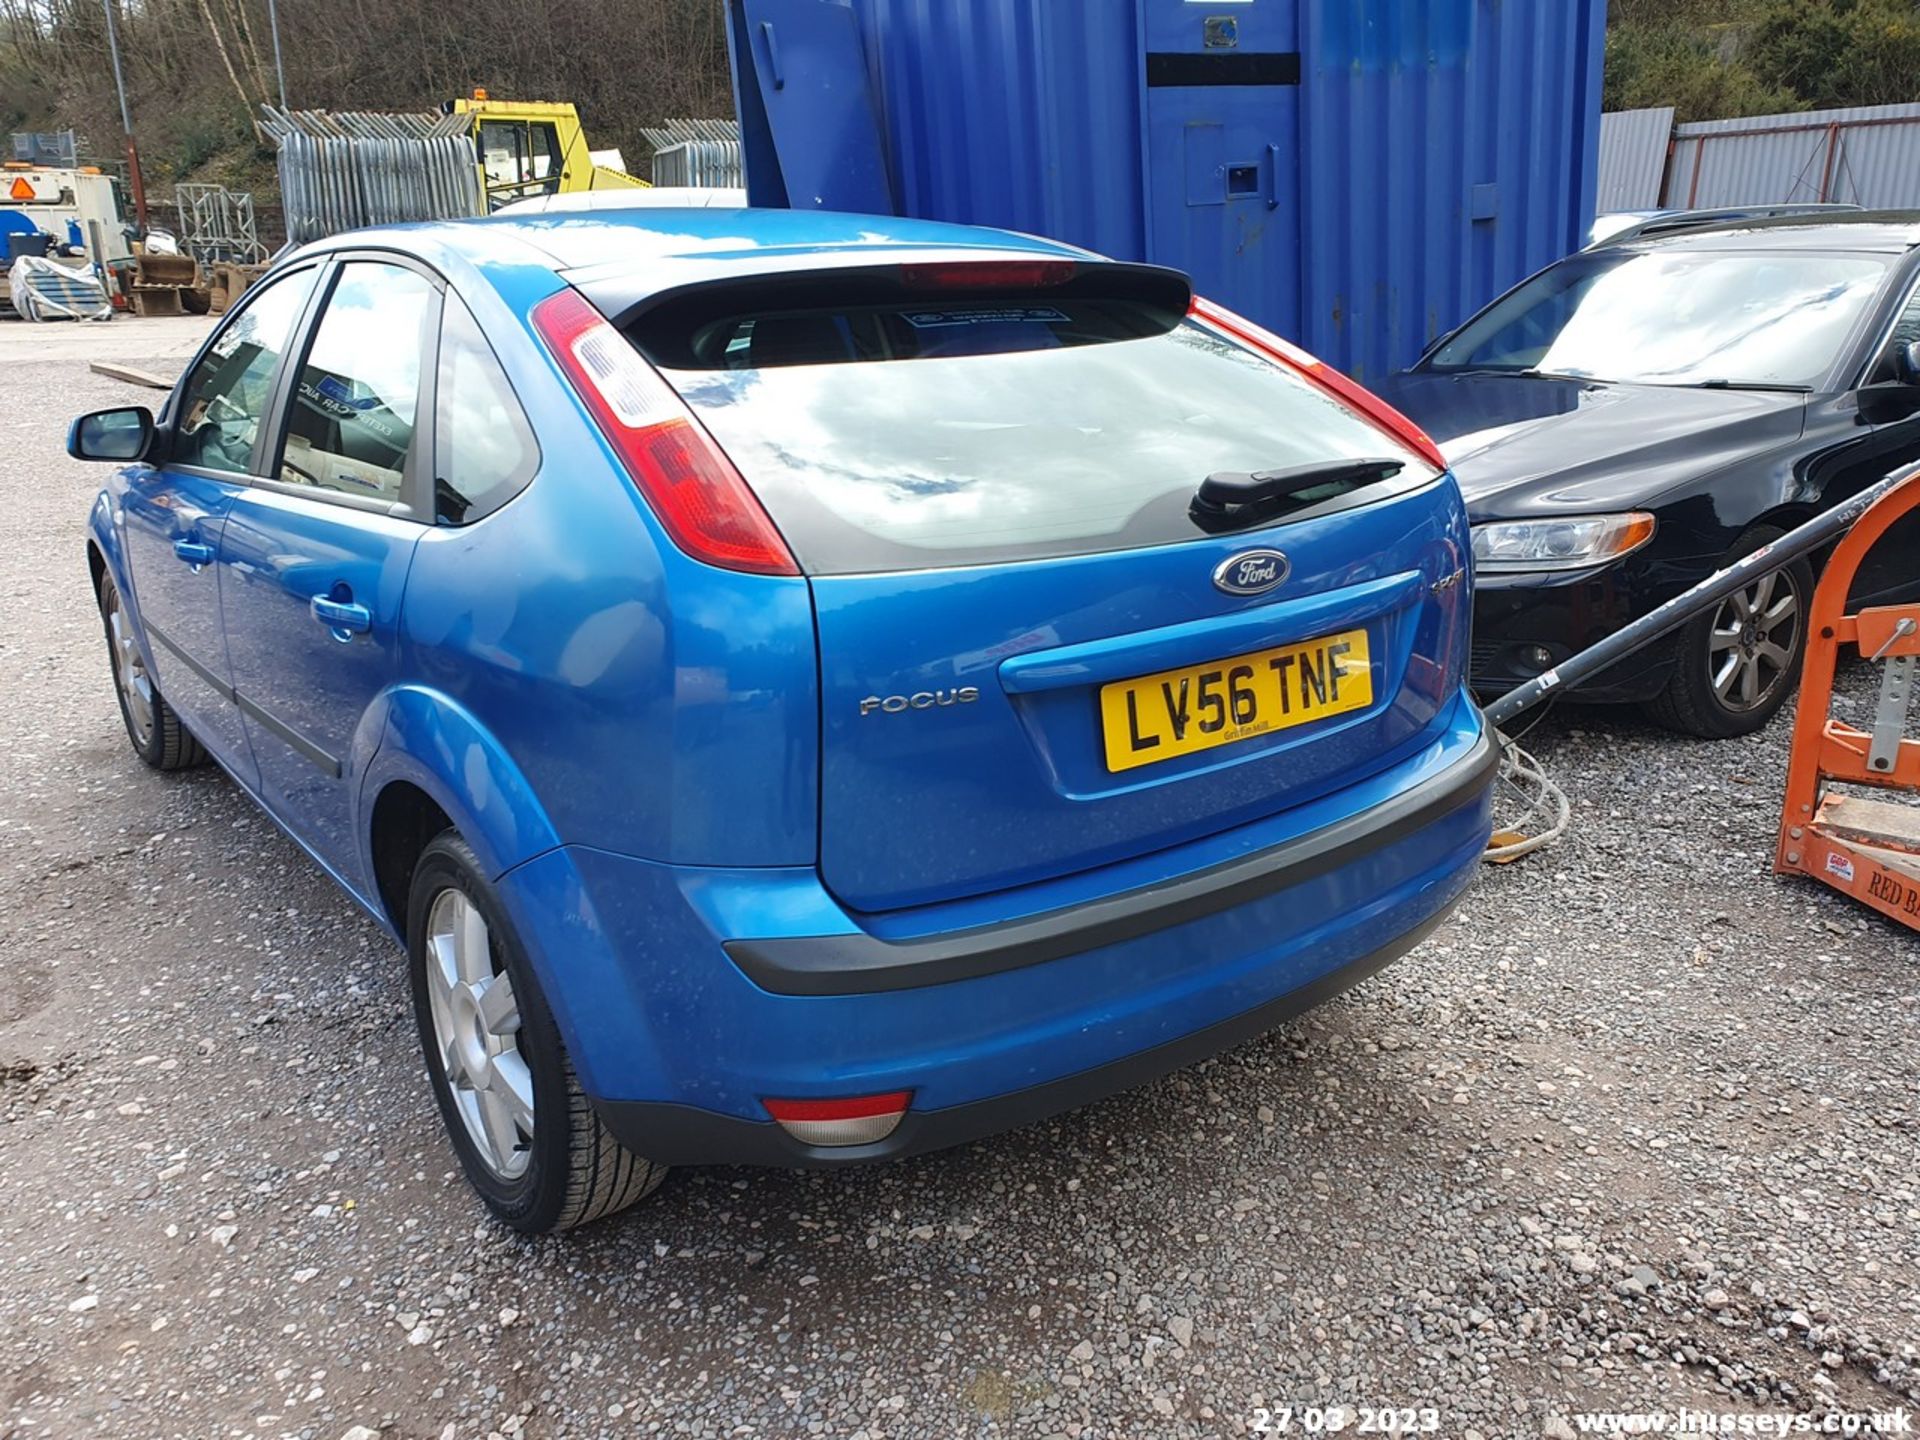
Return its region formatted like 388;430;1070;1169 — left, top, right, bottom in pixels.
728;0;1605;383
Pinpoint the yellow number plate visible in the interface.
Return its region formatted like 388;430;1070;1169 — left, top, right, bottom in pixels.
1099;627;1373;773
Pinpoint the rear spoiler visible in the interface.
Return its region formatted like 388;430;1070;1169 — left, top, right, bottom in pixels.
571;252;1193;335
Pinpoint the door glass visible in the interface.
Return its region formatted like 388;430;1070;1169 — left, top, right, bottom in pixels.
478;121;530;188
435;295;538;523
529;123;563;187
173;268;317;475
281;262;435;506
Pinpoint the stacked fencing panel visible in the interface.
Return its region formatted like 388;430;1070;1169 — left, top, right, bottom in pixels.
651;140;744;187
259;107;484;246
641;120;744;187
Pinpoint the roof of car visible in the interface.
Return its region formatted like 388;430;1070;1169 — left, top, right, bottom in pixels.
420;206;1083;271
1618;209;1920;255
333;207;1100;311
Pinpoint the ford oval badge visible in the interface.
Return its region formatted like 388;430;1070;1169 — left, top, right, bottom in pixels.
1212;548;1291;596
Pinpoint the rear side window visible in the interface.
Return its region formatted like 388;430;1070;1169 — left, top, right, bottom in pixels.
434;296;539;523
281;261;436;505
650;297;1431;574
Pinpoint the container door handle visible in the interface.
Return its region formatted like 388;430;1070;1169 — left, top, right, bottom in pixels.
173;539;214;568
310;593;371;638
1265;144;1281;210
759;21;785;90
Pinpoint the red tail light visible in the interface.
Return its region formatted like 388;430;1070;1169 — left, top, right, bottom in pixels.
531;288;799;576
899;260;1076;289
1190;296;1448;472
762;1091;912;1146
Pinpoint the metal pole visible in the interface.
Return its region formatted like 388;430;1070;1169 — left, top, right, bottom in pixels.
1482;467;1916;729
99;0;148;230
266;0;288;111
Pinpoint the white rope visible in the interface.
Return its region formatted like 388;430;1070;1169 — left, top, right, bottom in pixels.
1483;731;1571;862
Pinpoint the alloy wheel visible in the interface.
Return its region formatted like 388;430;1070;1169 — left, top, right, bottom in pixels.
1707;567;1801;713
104;583;156;747
423;888;534;1180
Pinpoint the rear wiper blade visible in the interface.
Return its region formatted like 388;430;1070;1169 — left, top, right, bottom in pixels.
1191;457;1405;534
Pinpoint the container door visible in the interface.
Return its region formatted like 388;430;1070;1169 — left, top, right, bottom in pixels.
728;0;893;213
1143;0;1302;339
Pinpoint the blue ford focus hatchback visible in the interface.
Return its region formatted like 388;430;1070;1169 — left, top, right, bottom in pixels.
73;211;1494;1231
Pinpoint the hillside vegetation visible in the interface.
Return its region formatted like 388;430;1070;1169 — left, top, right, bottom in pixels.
0;0;731;197
1607;0;1920;121
4;0;1917;216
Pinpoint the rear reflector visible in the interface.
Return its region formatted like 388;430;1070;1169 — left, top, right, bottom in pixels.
762;1091;912;1146
899;260;1076;289
1190;296;1449;472
531;288;799;576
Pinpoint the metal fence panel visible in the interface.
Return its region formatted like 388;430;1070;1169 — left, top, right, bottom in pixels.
651;139;744;187
1596;107;1674;211
259;108;483;245
639;118;741;150
1666;102;1920;209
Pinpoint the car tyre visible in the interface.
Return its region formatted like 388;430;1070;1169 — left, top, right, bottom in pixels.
1644;524;1812;740
407;831;666;1232
97;569;208;771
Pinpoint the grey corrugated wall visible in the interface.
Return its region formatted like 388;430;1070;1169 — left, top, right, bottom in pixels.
1665;103;1920;209
1596;107;1674;211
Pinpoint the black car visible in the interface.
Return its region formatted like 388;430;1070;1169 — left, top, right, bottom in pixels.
1375;211;1920;738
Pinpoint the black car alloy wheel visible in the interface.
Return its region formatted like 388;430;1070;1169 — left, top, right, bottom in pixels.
1646;524;1813;739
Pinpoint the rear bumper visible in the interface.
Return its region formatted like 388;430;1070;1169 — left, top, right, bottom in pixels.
728;720;1497;995
494;702;1496;1168
599;904;1456;1166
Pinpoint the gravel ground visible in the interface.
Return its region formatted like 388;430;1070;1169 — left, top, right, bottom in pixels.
1;325;1916;1440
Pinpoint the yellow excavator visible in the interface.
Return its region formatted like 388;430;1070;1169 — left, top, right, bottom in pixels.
444;91;649;210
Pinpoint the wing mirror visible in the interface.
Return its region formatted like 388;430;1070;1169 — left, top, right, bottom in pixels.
68;406;156;463
1896;340;1920;388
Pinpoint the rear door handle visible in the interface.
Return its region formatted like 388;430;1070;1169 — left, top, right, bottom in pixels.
310;594;372;637
173;539;214;567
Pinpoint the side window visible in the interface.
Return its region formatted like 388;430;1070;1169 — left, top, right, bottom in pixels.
529;124;563;186
173;267;317;475
434;295;539;524
279;262;436;507
1867;286;1920;385
478;121;529;189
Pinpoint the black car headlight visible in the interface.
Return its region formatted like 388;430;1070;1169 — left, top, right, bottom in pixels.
1471;513;1657;573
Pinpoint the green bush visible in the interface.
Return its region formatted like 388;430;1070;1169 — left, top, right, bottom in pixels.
1748;0;1920;110
1606;0;1920;121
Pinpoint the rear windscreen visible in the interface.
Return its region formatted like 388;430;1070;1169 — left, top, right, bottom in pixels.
642;295;1435;574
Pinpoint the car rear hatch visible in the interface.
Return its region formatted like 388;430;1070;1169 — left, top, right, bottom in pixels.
590;259;1469;913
